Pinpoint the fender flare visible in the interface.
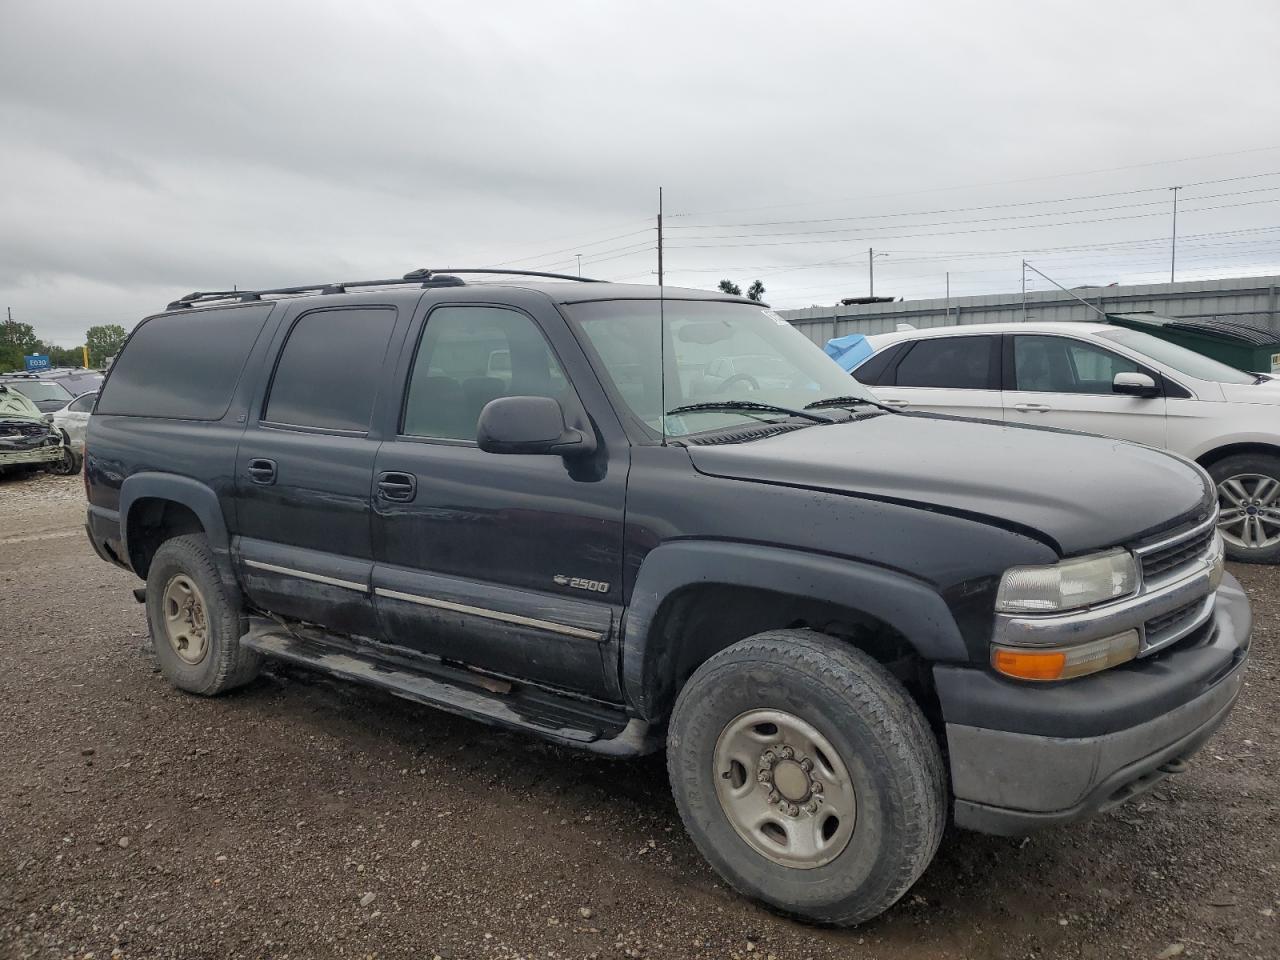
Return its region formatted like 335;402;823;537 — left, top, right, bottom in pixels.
620;540;967;720
119;472;231;573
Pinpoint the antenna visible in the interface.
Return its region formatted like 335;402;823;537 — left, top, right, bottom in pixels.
658;186;667;447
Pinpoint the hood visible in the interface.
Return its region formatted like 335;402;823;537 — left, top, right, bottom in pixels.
685;413;1213;556
1217;377;1280;405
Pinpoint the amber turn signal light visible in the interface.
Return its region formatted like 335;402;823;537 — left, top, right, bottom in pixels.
992;629;1140;682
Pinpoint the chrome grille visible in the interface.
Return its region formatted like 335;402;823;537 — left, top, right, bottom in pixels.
1137;516;1216;584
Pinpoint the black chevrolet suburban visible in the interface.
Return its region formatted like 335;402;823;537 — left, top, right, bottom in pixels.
85;270;1251;925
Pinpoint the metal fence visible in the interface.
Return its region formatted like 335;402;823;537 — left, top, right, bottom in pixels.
778;275;1280;347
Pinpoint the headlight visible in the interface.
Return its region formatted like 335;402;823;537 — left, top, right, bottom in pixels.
995;549;1139;614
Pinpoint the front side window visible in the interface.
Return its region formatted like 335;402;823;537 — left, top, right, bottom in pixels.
264;307;396;431
565;300;874;437
402;306;570;441
894;336;996;389
1013;336;1139;395
69;393;97;413
1095;328;1258;384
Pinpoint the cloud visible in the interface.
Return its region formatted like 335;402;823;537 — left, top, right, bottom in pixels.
2;0;1279;344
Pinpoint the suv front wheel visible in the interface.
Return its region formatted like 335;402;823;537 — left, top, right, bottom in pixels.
145;534;261;695
667;629;945;926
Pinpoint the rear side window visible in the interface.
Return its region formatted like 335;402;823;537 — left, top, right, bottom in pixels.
96;305;273;419
264;307;396;432
894;336;997;389
852;343;905;386
69;393;97;413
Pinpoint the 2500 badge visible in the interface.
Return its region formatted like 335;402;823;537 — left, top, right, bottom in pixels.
553;575;610;593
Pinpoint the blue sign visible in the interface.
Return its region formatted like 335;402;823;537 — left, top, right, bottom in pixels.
24;354;50;372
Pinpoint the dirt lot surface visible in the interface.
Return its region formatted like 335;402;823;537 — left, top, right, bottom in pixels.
1;473;1276;960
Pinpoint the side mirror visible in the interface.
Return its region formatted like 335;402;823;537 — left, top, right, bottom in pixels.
1113;372;1160;398
476;396;597;457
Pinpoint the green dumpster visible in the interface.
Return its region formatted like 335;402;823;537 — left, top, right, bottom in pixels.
1107;313;1280;375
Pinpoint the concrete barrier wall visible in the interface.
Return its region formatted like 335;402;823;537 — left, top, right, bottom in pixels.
778;275;1280;346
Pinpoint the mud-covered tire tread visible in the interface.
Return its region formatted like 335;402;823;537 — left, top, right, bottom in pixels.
667;628;946;926
145;534;260;695
1207;452;1280;564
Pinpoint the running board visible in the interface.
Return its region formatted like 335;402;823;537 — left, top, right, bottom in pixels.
240;620;653;756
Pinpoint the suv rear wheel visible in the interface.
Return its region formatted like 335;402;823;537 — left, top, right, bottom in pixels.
1209;452;1280;563
666;628;945;926
145;534;261;695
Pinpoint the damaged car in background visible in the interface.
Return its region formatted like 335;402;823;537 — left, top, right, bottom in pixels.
0;384;80;477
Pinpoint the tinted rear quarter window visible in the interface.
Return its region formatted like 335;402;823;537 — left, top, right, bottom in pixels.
853;342;905;386
96;304;274;419
895;336;996;389
264;307;396;432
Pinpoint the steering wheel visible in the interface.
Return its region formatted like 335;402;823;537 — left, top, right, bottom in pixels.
717;373;760;393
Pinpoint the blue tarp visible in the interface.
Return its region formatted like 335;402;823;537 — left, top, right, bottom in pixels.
823;333;872;372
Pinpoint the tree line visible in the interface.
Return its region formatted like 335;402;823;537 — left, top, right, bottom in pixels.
718;279;766;301
0;321;128;372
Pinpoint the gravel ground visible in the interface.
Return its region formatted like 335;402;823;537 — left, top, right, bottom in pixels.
1;473;1276;960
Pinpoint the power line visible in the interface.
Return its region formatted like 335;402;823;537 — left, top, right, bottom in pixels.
667;173;1280;232
665;196;1280;250
668;144;1280;219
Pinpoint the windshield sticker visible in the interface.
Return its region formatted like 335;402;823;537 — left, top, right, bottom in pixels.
762;310;788;326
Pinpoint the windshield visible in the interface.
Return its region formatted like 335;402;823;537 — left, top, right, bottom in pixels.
1095;329;1258;384
6;380;73;402
565;300;875;437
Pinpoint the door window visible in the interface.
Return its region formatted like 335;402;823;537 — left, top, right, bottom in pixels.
1013;336;1140;395
894;336;997;389
264;307;396;431
68;393;97;413
402;306;570;441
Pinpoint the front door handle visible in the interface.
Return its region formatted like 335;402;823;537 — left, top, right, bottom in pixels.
377;471;417;503
879;398;910;408
1013;403;1052;413
246;458;277;485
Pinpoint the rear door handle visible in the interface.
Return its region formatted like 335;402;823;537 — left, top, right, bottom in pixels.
1013;403;1052;413
246;458;277;485
377;471;417;503
879;398;910;408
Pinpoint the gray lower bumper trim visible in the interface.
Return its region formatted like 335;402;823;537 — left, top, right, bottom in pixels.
948;657;1244;836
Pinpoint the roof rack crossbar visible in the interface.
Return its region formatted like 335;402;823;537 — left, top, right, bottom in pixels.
165;267;603;311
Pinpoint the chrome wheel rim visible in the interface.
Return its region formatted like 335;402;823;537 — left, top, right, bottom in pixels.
1217;473;1280;551
161;575;209;665
712;709;856;869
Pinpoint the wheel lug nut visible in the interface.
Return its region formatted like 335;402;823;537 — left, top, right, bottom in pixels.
811;781;823;794
780;746;794;760
799;758;812;772
766;791;780;805
805;801;818;813
756;770;770;783
762;750;775;763
785;803;799;816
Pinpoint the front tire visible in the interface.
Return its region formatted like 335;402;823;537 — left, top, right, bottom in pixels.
145;535;260;695
666;629;945;926
1208;453;1280;564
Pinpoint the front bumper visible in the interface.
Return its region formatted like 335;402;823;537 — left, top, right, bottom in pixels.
0;443;64;467
939;572;1251;836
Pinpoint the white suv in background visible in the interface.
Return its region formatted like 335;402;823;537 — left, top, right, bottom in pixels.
853;321;1280;563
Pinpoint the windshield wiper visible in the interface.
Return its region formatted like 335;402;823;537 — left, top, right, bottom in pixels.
804;395;897;414
665;400;835;424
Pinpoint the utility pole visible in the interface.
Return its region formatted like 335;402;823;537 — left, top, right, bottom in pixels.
1169;185;1181;283
868;248;887;298
945;272;950;323
657;187;664;288
575;254;583;277
1021;259;1027;322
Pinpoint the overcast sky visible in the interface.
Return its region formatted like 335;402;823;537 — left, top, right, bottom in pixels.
3;0;1280;346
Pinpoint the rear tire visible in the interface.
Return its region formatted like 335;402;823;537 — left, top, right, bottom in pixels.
1208;453;1280;564
666;628;945;926
145;534;260;695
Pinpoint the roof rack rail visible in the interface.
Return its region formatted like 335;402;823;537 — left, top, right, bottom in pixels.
165;267;603;311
